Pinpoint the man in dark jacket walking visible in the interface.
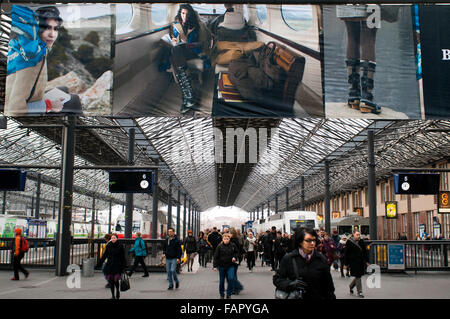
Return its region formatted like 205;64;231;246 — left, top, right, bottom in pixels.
344;230;369;298
163;228;182;290
183;230;197;272
207;227;222;255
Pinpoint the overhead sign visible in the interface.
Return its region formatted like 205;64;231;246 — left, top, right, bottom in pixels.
393;173;440;195
0;170;27;191
438;191;450;213
388;244;405;270
332;211;340;219
385;201;398;219
109;171;154;193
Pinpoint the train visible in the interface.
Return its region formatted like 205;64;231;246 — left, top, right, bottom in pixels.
114;210;169;239
250;211;319;235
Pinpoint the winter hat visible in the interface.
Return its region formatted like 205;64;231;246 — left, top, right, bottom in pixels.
14;228;22;235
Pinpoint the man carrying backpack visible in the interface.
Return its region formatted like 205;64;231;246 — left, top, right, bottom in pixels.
11;228;29;280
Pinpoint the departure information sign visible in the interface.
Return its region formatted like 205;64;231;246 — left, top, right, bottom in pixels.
388;244;405;270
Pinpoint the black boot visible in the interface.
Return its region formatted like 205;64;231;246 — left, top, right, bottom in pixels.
174;66;200;113
359;60;381;114
346;59;361;109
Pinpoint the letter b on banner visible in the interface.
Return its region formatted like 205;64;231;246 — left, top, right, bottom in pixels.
366;264;381;289
66;264;81;289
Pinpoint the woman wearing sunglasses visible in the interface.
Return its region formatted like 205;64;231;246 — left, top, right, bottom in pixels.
273;227;336;300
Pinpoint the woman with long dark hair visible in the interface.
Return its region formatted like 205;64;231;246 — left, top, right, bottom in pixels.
170;4;202;114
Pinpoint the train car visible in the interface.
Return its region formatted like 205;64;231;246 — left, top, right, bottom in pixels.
114;3;322;117
253;211;319;235
114;210;167;239
330;213;370;237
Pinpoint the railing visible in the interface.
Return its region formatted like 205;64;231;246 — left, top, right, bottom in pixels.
0;238;166;272
368;240;450;272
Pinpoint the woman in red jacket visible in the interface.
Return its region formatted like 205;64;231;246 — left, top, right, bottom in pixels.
11;228;29;280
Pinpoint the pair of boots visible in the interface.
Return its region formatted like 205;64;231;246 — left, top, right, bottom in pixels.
174;66;200;114
346;59;381;114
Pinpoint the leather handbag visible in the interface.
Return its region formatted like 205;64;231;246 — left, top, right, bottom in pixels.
274;257;305;299
120;273;130;292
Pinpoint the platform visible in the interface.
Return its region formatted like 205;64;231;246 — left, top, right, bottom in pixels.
1;256;450;299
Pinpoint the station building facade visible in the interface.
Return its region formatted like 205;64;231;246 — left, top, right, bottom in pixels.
305;161;450;240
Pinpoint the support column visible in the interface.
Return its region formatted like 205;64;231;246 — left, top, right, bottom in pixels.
2;191;6;214
368;130;378;240
176;189;181;236
125;128;135;239
301;176;305;211
31;195;34;217
35;173;41;219
55;116;76;276
257;206;260;220
188;199;192;232
285;187;289;212
167;176;173;230
108;199;112;234
52;201;56;220
267;201;270;217
325;161;331;234
152;159;159;239
183;194;187;239
91;195;96;256
275;194;278;214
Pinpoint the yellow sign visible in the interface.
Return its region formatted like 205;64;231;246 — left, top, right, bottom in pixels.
385;201;398;219
317;215;323;221
439;191;450;213
354;207;363;216
332;211;340;219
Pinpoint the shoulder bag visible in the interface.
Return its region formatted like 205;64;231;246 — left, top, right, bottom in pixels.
274;257;305;299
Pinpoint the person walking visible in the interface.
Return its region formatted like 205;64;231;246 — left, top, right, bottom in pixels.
101;233;112;288
230;228;244;295
183;230;197;272
198;231;211;268
322;233;338;268
244;231;257;272
97;234;127;299
163;228;182;290
274;227;336;300
213;233;239;299
11;228;29;281
273;231;286;270
338;236;350;277
207;227;222;257
331;230;341;271
268;227;278;270
127;232;149;278
344;230;369;298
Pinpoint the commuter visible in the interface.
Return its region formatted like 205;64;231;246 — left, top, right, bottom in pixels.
183;230;197;272
207;227;222;256
400;232;408;240
331;230;341;271
338;236;350;277
244;231;257;272
11;228;29;281
268;226;278;270
97;234;127;299
127;232;149;278
273;227;336;300
213;233;240;299
198;231;211;267
322;233;338;268
237;229;245;265
163;228;182;290
102;233;112;288
5;5;82;116
273;231;286;270
344;230;369;298
415;233;421;241
230;228;244;294
168;4;204;114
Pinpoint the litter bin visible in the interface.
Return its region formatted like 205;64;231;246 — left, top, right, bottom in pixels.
82;258;95;277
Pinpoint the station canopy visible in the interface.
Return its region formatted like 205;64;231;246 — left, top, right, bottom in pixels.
0;116;449;214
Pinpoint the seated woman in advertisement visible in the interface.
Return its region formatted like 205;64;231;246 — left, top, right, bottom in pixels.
169;4;208;114
5;5;81;116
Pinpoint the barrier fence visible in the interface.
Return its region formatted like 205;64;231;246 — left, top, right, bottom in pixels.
0;238;166;272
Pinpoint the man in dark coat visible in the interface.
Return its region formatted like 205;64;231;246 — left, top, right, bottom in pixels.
163;228;182;290
344;230;369;298
207;227;223;255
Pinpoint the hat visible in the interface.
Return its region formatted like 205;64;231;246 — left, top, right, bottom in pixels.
14;228;22;235
188;230;193;234
219;11;245;30
36;6;63;22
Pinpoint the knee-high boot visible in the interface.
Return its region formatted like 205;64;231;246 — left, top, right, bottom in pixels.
346;59;361;109
359;60;381;114
174;66;200;113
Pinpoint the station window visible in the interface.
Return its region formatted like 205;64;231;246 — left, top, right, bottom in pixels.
115;3;134;35
281;5;313;32
414;212;420;235
402;214;408;234
151;3;169;26
256;4;267;24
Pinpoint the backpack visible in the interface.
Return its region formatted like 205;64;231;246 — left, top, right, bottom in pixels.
20;237;29;253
